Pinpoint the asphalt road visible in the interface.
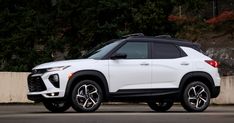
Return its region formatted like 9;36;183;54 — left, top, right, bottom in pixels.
0;104;234;123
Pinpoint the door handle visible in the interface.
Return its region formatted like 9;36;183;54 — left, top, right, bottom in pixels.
140;63;149;66
181;62;189;66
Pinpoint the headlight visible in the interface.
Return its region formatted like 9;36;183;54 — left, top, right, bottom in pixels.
47;66;70;72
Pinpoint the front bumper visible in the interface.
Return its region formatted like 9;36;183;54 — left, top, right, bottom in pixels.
27;94;66;102
27;94;45;102
27;71;68;100
28;74;47;92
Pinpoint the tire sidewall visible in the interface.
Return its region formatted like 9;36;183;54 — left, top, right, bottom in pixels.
147;100;174;112
43;101;71;113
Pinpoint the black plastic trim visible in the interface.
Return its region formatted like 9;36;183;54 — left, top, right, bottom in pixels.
27;94;45;101
109;88;179;98
64;70;109;99
48;74;60;88
27;74;47;92
27;94;65;102
179;71;218;98
212;86;220;98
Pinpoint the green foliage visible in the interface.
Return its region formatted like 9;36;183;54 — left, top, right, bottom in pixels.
132;1;164;35
175;0;209;18
0;0;175;71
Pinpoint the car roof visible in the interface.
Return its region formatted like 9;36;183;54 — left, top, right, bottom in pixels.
125;36;193;46
121;36;201;52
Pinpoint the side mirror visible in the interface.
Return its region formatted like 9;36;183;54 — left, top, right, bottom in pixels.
110;53;127;59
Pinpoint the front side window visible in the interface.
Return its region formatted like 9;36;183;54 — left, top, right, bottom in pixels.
83;40;122;59
114;42;149;59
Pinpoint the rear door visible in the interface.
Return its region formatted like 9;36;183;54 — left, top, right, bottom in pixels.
151;42;187;89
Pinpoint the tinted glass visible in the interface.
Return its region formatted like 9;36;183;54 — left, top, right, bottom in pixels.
152;43;181;59
115;42;148;59
84;41;121;59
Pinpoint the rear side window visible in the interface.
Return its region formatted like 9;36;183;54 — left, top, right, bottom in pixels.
152;43;182;59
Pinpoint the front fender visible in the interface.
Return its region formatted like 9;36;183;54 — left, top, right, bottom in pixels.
64;70;109;99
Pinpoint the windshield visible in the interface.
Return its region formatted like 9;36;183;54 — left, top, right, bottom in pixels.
82;40;122;59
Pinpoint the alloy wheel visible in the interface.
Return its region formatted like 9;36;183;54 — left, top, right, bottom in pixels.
187;85;208;109
76;84;100;110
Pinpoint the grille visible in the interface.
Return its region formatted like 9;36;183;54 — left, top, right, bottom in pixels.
28;74;47;92
32;69;47;74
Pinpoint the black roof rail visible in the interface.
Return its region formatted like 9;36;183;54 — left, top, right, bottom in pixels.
121;33;144;38
155;35;171;38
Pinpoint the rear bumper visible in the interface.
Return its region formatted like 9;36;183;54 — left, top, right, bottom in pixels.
211;86;220;98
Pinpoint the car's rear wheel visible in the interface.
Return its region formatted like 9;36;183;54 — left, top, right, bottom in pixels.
181;81;210;112
43;101;71;113
147;99;174;112
71;80;103;112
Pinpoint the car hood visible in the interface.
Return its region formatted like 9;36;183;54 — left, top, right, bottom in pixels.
33;59;95;70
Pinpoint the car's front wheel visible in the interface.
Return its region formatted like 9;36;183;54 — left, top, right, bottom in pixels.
181;81;211;112
147;99;174;112
71;80;103;112
43;101;71;113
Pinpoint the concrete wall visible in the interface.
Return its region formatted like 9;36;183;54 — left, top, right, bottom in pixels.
212;76;234;104
0;72;234;104
0;72;31;103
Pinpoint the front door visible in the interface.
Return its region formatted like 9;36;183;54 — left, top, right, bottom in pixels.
108;41;151;92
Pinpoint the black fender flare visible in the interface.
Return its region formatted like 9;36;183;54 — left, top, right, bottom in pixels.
179;71;217;98
64;70;110;99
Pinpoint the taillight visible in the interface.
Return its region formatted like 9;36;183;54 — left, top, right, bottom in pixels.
205;60;218;68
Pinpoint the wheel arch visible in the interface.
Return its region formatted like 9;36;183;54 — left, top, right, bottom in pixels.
179;71;216;98
64;70;109;100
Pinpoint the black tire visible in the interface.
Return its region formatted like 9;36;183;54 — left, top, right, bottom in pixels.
181;81;211;112
147;99;174;112
43;101;71;113
71;80;103;112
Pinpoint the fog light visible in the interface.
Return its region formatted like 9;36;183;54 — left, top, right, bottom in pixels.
49;74;60;88
47;92;59;96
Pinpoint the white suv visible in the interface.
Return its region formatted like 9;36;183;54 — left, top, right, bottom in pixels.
27;34;220;112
